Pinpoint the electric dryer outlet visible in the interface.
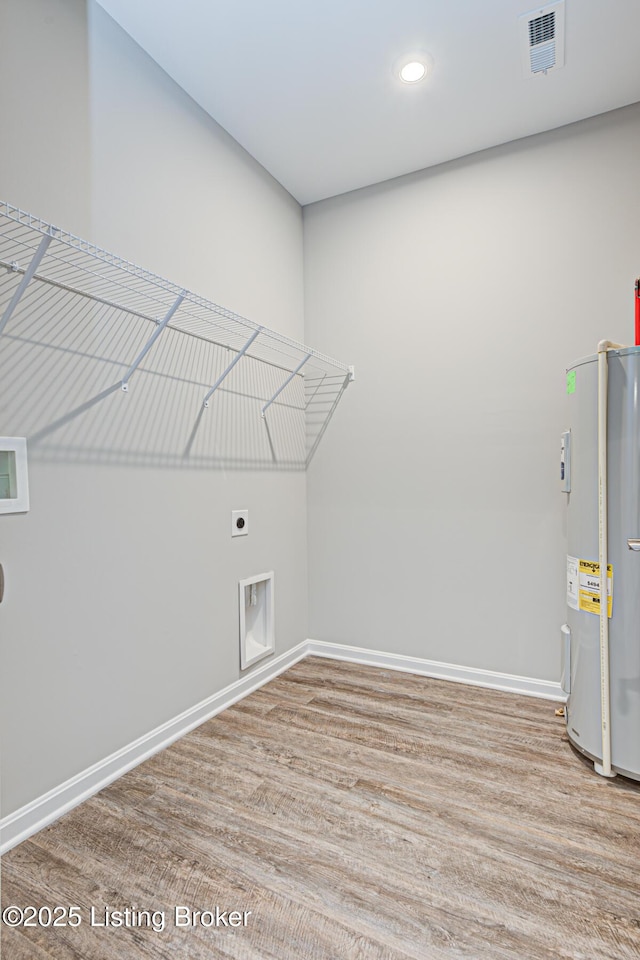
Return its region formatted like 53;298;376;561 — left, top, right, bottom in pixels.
231;509;249;537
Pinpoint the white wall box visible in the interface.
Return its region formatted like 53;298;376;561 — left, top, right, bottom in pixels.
0;437;29;514
239;572;275;670
0;202;353;469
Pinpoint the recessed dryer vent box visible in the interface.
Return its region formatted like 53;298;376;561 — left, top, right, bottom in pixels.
239;572;274;670
0;438;29;514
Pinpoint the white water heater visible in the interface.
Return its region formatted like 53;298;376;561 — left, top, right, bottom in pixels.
562;345;640;780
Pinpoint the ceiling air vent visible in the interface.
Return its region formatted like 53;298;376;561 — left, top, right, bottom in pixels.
519;2;565;78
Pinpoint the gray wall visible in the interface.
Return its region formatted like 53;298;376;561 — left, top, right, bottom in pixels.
0;0;307;816
304;103;640;682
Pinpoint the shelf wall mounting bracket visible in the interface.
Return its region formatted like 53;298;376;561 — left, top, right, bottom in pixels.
305;375;350;468
121;292;185;392
0;231;53;336
304;373;327;410
261;352;312;418
203;327;262;408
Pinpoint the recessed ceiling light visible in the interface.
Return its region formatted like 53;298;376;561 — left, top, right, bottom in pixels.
399;60;427;84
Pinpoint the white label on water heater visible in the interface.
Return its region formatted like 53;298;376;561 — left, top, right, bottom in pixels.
577;559;613;617
567;554;613;617
567;555;579;610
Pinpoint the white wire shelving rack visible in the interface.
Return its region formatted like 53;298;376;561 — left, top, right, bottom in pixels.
0;202;353;469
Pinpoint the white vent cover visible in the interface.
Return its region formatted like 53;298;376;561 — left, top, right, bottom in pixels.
519;2;565;78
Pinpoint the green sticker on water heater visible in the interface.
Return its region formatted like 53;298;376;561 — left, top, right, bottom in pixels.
566;370;576;394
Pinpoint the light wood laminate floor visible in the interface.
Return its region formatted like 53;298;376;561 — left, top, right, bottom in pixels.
2;657;640;959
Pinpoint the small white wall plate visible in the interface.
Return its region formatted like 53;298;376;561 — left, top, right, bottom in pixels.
232;509;248;537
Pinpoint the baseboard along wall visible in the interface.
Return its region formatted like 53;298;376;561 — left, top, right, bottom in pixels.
308;640;565;702
0;640;565;853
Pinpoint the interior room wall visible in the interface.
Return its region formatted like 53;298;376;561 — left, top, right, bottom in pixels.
303;102;640;683
0;0;91;234
0;0;307;817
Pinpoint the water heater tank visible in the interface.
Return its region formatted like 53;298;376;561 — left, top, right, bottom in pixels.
564;346;640;780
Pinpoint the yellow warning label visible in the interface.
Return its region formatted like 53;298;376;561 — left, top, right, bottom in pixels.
578;559;613;618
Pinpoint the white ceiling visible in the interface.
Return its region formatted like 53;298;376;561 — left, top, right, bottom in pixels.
96;0;640;206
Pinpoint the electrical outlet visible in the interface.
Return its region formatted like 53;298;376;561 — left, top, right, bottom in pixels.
231;509;248;537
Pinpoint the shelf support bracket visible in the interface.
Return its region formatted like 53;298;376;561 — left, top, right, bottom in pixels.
203;327;262;407
262;352;312;417
121;293;184;391
0;232;53;336
304;373;327;410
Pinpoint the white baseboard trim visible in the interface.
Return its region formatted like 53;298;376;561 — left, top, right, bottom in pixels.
1;639;564;854
0;641;308;855
307;639;566;703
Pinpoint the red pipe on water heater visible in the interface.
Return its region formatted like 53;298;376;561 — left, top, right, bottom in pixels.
636;278;640;346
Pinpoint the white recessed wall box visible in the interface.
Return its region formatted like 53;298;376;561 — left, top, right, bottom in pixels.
0;437;29;514
239;572;274;670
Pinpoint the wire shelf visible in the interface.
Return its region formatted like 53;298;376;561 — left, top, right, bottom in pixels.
0;202;353;469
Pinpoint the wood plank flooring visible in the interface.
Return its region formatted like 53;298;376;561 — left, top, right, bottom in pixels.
2;657;640;959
